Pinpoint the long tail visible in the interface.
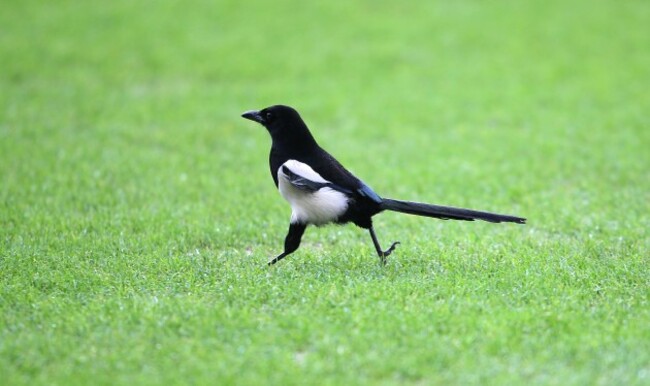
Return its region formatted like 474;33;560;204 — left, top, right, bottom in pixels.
380;198;526;224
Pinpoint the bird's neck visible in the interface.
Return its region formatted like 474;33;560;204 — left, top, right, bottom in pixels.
271;132;319;158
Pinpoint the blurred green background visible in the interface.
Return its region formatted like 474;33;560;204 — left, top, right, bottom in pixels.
1;1;649;385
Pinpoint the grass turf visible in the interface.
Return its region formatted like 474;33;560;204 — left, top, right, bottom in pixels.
1;0;649;385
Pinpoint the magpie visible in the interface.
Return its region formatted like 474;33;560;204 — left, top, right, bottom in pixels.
241;105;526;265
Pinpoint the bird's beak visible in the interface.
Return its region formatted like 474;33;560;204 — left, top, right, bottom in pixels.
241;110;265;125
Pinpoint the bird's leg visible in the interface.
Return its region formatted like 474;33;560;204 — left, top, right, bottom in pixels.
268;222;306;266
368;226;400;265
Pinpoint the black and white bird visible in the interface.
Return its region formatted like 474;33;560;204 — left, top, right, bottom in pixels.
241;105;526;265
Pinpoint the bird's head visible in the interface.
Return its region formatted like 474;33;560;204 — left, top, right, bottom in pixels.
241;105;316;147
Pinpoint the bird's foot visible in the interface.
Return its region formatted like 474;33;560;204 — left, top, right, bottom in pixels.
379;241;400;265
267;252;287;266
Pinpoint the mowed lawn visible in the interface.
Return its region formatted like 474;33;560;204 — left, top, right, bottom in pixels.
1;1;649;385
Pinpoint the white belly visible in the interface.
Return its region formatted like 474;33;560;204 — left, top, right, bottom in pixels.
277;160;349;225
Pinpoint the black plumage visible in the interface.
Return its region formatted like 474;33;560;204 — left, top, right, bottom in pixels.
241;105;526;265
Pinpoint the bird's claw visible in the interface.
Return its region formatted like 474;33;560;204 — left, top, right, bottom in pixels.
379;241;400;265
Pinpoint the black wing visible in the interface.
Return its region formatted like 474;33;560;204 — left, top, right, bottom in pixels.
281;164;354;195
307;148;383;203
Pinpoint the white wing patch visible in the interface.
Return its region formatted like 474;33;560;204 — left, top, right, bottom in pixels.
278;160;349;225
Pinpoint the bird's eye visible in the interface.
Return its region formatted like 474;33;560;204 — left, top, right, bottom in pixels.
265;111;273;121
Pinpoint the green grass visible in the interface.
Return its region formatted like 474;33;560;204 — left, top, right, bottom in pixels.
2;0;649;384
